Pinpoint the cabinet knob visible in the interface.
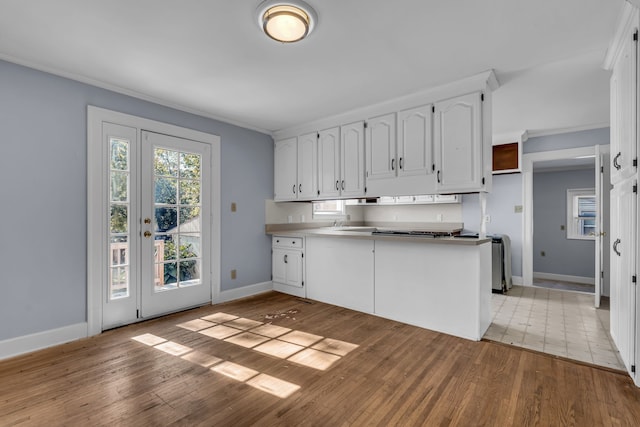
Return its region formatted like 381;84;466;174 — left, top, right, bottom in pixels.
341;180;345;190
336;180;339;191
613;239;621;256
399;157;403;169
292;184;296;194
391;158;395;171
284;254;288;264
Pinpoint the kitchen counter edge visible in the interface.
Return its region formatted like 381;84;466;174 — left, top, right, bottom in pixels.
266;229;491;245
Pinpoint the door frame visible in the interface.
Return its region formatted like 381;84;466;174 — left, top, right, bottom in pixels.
522;145;610;303
87;106;221;336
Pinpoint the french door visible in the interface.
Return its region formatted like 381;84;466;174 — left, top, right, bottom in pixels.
102;125;211;329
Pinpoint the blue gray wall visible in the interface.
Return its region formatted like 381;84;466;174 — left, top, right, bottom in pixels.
462;128;609;281
462;174;523;277
532;169;595;277
0;59;273;341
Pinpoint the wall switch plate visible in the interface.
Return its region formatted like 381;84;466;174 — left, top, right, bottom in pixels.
484;214;491;223
436;214;443;222
231;269;237;280
514;205;523;213
541;251;546;257
231;202;237;212
287;215;293;223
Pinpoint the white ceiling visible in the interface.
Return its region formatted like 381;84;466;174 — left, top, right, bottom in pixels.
0;0;625;135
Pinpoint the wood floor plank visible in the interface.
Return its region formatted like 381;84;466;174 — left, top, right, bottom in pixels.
2;291;640;426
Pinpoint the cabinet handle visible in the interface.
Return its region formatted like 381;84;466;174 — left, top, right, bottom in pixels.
613;239;621;256
613;152;622;170
292;184;296;194
391;158;395;171
284;254;288;264
336;180;339;190
342;180;345;190
299;184;302;193
437;170;441;183
399;157;403;169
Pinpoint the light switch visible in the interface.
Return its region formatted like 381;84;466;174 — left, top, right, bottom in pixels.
231;269;237;280
514;205;523;213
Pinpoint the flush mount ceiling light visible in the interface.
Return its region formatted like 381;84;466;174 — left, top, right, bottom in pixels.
257;0;317;43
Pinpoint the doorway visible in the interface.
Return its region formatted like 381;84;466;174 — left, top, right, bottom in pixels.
87;107;221;335
523;145;610;307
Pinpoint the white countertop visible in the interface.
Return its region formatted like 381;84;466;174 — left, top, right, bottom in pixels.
267;227;491;246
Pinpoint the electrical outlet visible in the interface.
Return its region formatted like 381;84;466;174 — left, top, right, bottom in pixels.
287;215;293;223
300;214;305;222
231;269;237;280
484;214;491;223
514;205;523;213
231;202;237;212
560;225;565;230
436;214;443;222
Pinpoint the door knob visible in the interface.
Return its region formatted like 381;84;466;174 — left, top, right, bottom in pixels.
144;231;152;238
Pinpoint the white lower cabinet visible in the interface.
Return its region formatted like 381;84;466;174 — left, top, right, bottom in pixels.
306;237;374;313
272;236;305;298
374;240;491;341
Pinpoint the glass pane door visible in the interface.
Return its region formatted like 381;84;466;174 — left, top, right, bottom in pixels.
140;131;211;318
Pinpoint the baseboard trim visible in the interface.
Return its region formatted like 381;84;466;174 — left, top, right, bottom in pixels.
217;281;273;304
0;322;88;361
533;272;595;285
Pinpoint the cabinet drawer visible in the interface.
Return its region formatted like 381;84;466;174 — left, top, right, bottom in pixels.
272;236;303;249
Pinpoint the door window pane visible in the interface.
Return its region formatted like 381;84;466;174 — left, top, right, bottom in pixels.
567;188;596;240
109;137;130;300
153;148;203;292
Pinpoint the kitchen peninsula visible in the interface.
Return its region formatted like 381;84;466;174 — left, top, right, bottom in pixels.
268;226;492;341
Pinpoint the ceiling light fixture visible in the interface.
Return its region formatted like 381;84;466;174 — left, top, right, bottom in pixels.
257;0;317;43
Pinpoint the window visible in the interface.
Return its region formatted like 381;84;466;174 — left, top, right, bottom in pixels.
566;188;596;240
312;200;346;218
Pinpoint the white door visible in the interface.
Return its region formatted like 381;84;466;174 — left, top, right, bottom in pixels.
140;131;211;318
297;132;317;199
610;178;637;374
102;128;211;328
594;147;611;308
274;138;297;201
366;113;397;181
434;92;483;193
318;127;341;198
398;104;433;177
341;121;366;197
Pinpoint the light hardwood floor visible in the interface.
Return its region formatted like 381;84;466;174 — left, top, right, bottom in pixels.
2;291;640;426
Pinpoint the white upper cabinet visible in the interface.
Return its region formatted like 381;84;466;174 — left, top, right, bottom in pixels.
397;105;433;177
274;137;298;201
297;131;317;199
366;113;397;181
318;127;341;198
434;92;484;193
610;28;637;185
341;121;366;197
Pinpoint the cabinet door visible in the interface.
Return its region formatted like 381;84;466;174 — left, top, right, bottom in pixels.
284;250;303;287
366;113;397;181
434;92;483;193
610;32;637;185
318;127;341;198
610;179;637;374
297;132;317;199
272;248;288;284
398;105;433;177
274;138;297;201
341;121;366;197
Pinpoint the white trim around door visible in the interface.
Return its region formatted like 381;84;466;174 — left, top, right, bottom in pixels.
87;106;221;337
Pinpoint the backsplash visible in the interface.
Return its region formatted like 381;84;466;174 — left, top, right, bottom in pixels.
265;199;462;225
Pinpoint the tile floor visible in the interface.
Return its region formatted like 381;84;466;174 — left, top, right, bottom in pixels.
484;285;625;371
